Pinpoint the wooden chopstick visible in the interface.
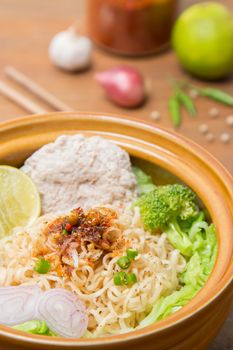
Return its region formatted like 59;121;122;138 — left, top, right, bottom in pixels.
5;66;73;111
0;80;47;114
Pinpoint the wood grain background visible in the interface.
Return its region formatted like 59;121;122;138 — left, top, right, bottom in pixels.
0;1;232;348
0;0;232;173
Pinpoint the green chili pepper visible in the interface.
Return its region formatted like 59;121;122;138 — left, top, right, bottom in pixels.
116;256;131;269
13;320;49;335
114;271;128;286
168;95;182;128
176;89;196;117
13;320;57;336
46;329;57;336
126;249;139;261
34;258;50;274
200;88;233;107
125;273;137;285
114;272;137;286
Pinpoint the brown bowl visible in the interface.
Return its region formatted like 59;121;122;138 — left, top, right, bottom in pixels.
0;112;233;350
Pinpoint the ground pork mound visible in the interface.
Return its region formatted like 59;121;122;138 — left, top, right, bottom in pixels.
22;134;137;213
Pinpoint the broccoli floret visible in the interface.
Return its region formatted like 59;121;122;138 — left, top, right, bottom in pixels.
134;184;198;232
134;184;199;257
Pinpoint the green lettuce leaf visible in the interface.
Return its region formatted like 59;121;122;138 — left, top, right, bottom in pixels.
179;252;205;288
132;166;156;195
139;285;197;328
165;221;193;257
140;215;217;328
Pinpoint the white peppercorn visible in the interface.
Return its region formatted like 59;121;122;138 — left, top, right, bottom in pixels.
205;133;215;142
226;115;233;127
220;132;231;144
199;124;209;134
208;107;220;118
149;110;160;121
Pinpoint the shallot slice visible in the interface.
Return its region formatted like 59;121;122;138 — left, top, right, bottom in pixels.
37;288;88;338
0;285;40;326
95;66;146;108
71;248;79;268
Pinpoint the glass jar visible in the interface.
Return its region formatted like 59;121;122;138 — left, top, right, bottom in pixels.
87;0;178;56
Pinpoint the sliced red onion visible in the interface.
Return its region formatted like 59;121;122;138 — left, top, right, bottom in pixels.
37;289;88;338
0;285;40;325
0;286;88;338
95;65;146;108
71;248;79;268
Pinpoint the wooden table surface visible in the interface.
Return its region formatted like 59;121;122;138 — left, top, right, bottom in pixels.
0;0;232;173
0;1;233;349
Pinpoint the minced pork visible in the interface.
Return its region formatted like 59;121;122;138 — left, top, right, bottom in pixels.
22;134;138;214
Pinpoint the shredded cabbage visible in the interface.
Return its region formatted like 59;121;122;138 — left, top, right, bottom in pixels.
132;166;156;195
139;212;217;327
165;221;193;257
139;285;197;327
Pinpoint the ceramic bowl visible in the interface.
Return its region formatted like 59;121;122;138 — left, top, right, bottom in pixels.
0;112;233;350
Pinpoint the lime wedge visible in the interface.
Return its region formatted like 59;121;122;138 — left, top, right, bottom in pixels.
0;165;41;237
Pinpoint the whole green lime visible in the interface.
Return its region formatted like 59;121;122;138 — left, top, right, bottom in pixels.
172;2;233;80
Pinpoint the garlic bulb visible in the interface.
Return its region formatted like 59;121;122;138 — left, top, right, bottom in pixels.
49;27;93;72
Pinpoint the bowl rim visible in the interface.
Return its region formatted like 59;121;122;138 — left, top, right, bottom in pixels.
0;111;233;347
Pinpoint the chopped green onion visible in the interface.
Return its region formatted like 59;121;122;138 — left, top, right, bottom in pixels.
34;258;50;274
116;256;131;269
126;249;139;261
114;271;128;286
